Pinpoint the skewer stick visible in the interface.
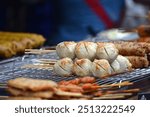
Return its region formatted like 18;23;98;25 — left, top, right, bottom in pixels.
25;49;56;54
25;49;56;51
21;64;54;70
93;93;132;100
106;88;140;94
93;95;125;100
99;81;133;88
35;61;56;65
103;93;132;97
38;59;57;62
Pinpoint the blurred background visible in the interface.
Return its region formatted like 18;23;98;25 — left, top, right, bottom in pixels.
0;0;150;45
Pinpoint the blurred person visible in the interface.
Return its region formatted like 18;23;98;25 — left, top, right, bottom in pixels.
49;0;126;45
0;0;149;45
0;0;126;45
1;0;150;45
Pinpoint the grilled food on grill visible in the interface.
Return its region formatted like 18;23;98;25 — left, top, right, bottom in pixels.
56;41;118;62
56;41;77;59
75;41;97;60
53;58;74;77
54;57;132;78
91;59;112;78
7;77;138;100
7;77;57;91
113;41;146;56
113;55;132;73
0;32;45;58
73;59;92;76
126;56;149;68
96;43;118;63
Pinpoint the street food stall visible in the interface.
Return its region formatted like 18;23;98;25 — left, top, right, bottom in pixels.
0;25;150;100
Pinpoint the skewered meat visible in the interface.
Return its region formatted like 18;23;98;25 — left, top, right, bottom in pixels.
81;83;99;91
114;41;150;56
56;41;77;59
58;77;96;85
0;32;45;47
126;56;149;68
58;84;83;93
75;41;97;60
53;58;73;76
7;77;136;100
78;77;96;84
0;32;45;58
96;43;118;63
54;56;132;77
113;41;146;56
7;77;58;91
91;59;112;78
73;59;92;76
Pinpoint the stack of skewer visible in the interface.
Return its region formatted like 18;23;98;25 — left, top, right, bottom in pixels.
0;77;140;100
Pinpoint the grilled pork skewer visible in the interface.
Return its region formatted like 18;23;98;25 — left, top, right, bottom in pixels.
126;56;149;68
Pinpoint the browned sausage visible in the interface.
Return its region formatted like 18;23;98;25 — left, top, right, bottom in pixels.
126;56;149;68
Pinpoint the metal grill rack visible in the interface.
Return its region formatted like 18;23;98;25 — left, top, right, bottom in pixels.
0;51;150;86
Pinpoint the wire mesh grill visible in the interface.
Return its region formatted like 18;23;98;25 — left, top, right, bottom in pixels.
0;51;150;86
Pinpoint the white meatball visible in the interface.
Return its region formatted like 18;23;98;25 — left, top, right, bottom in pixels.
110;59;121;74
91;59;112;78
96;43;118;63
75;41;97;60
115;55;132;73
73;59;92;76
53;58;73;77
56;41;77;59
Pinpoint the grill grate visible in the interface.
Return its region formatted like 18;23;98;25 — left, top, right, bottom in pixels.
0;51;150;86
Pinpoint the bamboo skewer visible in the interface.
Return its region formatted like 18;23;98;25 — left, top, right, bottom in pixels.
21;64;54;70
103;93;132;97
93;95;125;100
32;60;56;65
25;49;56;54
96;81;133;88
38;59;57;62
106;88;140;94
63;81;132;88
25;48;56;51
93;92;133;100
